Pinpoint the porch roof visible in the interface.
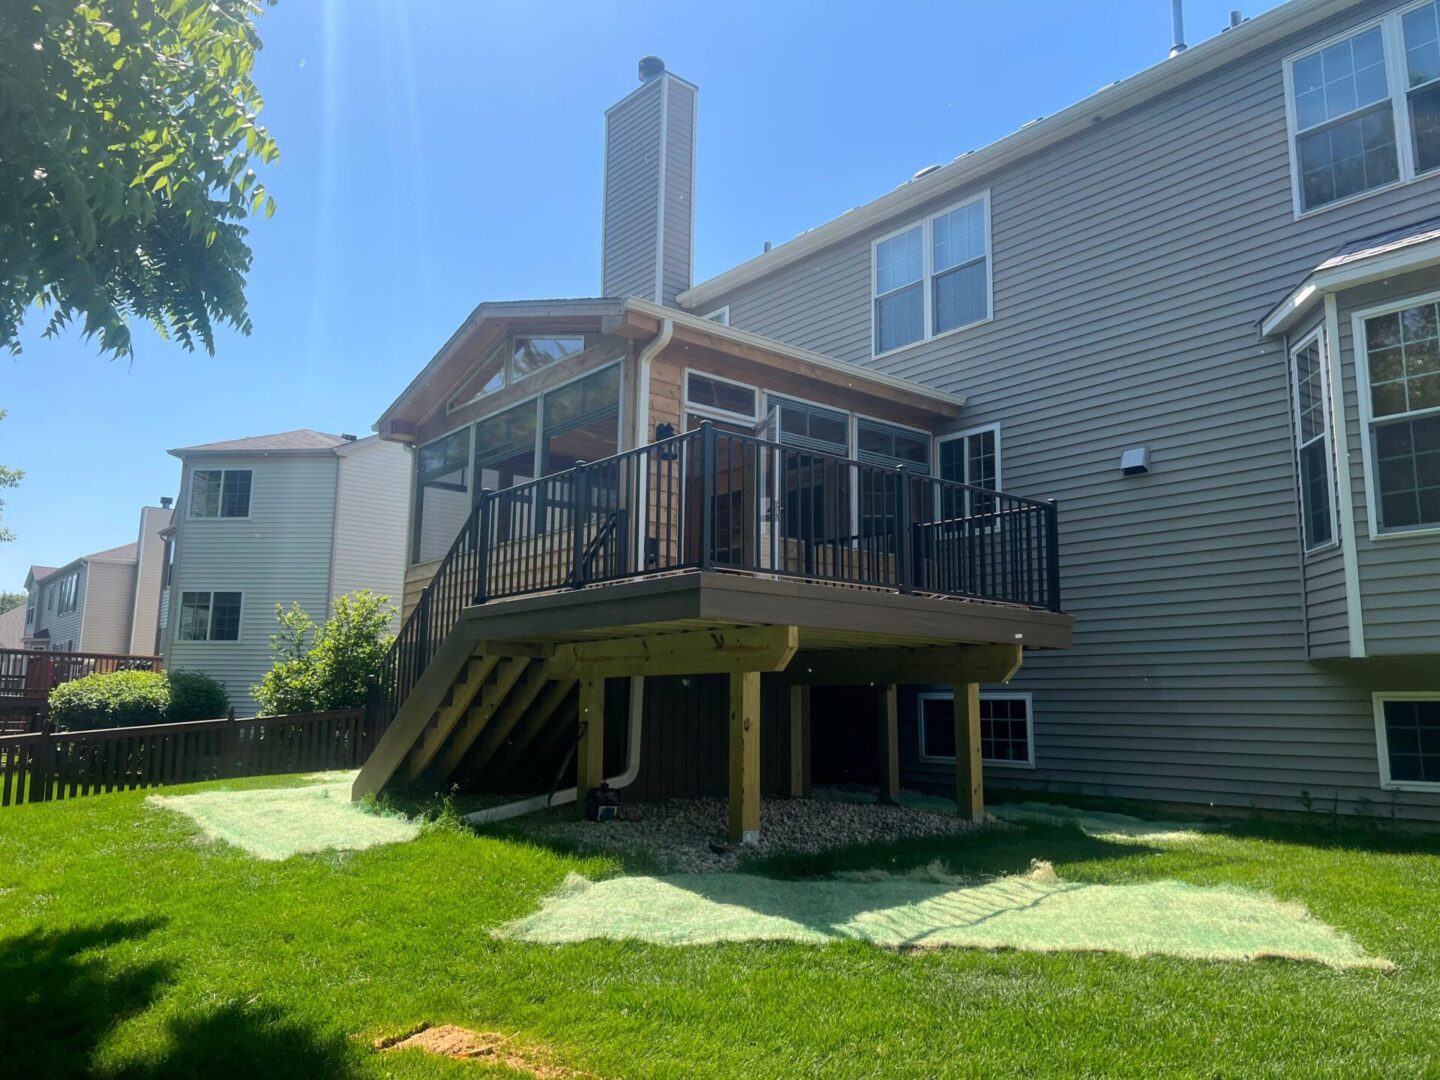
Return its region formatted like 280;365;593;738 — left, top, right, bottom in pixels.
375;297;964;439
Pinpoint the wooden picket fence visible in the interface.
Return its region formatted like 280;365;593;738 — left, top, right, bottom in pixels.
0;708;384;807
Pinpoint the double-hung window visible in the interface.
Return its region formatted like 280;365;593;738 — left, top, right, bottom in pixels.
1289;331;1337;550
1285;4;1440;215
176;591;242;642
917;691;1035;767
1359;295;1440;533
190;469;251;518
872;193;991;355
57;573;79;615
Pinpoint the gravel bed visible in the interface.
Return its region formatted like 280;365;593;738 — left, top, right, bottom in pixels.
518;792;983;873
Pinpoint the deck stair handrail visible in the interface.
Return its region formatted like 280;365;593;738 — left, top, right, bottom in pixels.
370;423;1061;729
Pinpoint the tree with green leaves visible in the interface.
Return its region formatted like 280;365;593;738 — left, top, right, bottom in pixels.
0;592;24;614
253;591;396;716
0;410;20;542
0;0;279;359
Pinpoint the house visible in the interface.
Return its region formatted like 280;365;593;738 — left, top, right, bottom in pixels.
162;429;409;714
0;605;26;650
20;504;173;655
359;0;1440;831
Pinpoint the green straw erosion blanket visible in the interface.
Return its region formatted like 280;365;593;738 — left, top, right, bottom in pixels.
499;869;1388;969
148;772;418;860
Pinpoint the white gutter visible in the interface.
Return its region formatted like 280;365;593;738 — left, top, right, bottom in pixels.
464;675;646;825
634;316;674;446
1262;236;1440;337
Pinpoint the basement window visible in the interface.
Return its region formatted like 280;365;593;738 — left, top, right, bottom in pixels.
917;691;1034;767
1374;693;1440;789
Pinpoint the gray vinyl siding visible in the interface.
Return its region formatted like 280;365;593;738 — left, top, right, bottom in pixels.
602;77;664;301
1335;265;1440;656
699;0;1440;819
602;73;695;305
78;560;137;654
660;77;696;306
36;565;86;650
329;438;409;630
166;453;338;715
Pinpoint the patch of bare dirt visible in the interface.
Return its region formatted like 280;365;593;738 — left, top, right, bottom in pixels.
376;1023;587;1078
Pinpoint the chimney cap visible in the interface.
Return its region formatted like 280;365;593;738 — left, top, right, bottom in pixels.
638;56;666;82
159;496;174;509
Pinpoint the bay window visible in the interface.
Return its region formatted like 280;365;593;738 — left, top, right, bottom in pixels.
1289;332;1337;550
1360;296;1440;533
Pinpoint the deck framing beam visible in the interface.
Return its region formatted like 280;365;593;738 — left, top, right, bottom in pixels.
776;643;1023;686
552;625;799;680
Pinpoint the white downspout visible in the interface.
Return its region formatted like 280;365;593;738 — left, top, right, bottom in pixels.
464;675;646;825
465;320;670;827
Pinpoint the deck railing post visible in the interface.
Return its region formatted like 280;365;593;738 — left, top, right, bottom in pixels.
699;422;716;570
895;466;913;593
1045;499;1061;611
570;463;589;588
474;489;493;604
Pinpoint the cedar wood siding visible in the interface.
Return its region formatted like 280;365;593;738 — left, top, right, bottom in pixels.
689;0;1440;819
166;453;339;715
78;559;138;655
1335;265;1440;655
329;438;409;631
602;74;697;305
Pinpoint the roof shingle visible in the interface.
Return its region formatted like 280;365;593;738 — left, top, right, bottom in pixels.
170;429;349;454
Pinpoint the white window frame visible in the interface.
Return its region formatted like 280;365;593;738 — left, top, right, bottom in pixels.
934;423;1003;490
508;333;587;385
684;368;759;425
916;690;1036;769
1352;288;1440;540
175;590;244;644
871;190;992;359
188;468;253;521
56;572;79;615
1281;3;1440;220
702;306;731;326
1288;327;1340;554
1373;691;1440;791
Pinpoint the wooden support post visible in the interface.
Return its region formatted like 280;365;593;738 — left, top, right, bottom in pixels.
576;676;605;817
952;682;984;822
879;684;900;803
787;684;810;799
728;671;761;845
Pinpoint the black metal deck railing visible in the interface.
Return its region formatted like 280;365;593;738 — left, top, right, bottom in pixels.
372;423;1060;727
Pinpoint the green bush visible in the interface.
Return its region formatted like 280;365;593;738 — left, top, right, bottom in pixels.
48;669;230;731
253;590;395;715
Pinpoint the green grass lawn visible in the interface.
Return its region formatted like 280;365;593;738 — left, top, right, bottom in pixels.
1;778;1438;1078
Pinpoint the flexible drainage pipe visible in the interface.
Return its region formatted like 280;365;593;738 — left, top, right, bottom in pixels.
464;674;645;825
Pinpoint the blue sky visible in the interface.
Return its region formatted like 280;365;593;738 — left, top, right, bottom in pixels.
0;0;1274;590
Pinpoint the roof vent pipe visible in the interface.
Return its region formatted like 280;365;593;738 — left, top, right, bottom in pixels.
1229;10;1243;28
638;55;665;82
1169;0;1187;56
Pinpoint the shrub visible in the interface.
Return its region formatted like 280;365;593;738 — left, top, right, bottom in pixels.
253;590;395;716
48;669;230;731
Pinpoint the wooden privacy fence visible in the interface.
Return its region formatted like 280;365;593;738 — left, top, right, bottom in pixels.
0;647;163;698
0;708;382;807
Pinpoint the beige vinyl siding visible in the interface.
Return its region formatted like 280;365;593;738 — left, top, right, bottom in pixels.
166;453;338;715
1334;265;1440;656
602;77;665;301
78;560;138;654
329;437;409;630
696;0;1440;820
128;506;172;655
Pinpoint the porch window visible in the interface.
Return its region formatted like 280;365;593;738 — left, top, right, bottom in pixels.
685;371;758;424
541;365;622;472
856;418;932;473
190;469;251;519
413;428;471;563
917;691;1034;767
1361;298;1440;532
1374;693;1440;789
1289;332;1336;550
770;396;850;543
176;591;241;642
512;335;584;380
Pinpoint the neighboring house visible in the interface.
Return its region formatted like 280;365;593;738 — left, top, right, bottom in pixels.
0;604;26;650
162;429;409;715
364;0;1440;828
20;504;173;655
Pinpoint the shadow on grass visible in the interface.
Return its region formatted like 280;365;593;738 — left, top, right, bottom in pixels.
742;822;1162;881
0;920;350;1080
